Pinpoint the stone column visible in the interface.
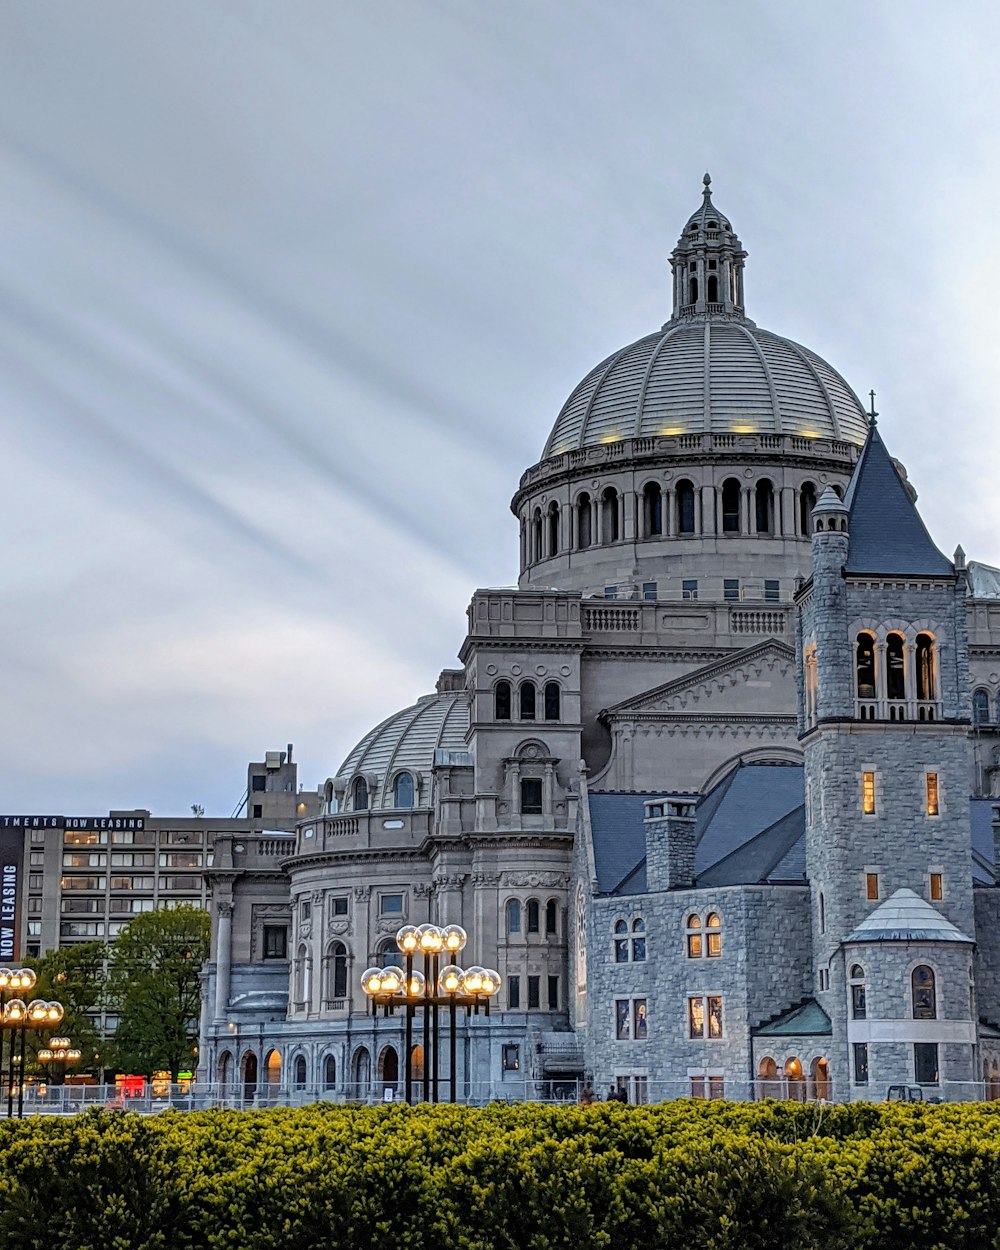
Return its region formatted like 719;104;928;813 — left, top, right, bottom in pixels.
781;485;796;536
215;901;233;1022
700;485;716;536
742;488;752;535
542;761;555;818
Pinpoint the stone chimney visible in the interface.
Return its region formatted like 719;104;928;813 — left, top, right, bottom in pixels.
644;797;697;891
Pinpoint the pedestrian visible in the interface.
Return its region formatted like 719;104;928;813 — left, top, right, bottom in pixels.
579;1080;595;1106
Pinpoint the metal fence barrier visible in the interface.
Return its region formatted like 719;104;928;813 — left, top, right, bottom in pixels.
16;1077;1000;1115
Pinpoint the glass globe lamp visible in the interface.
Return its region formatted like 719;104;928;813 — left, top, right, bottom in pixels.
438;965;464;995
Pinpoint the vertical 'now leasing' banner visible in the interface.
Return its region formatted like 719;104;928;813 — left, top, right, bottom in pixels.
0;830;23;961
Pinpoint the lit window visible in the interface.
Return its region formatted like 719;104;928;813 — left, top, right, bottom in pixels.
685;913;702;958
688;995;723;1038
706;913;722;957
862;772;876;815
502;1044;520;1071
866;872;880;901
929;872;943;901
926;773;939;816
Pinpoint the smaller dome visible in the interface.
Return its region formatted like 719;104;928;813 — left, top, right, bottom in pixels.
334;689;470;808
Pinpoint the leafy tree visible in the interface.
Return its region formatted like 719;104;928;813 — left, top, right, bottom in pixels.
106;905;210;1082
23;941;106;1075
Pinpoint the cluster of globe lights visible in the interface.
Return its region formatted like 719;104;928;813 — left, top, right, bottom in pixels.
0;968;63;1029
360;923;502;1003
37;1037;81;1066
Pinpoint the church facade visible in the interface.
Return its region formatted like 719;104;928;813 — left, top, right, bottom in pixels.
200;178;1000;1103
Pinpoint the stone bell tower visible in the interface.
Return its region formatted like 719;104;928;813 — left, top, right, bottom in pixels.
798;421;977;1098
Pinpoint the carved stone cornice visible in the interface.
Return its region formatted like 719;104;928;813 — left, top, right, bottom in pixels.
499;871;570;889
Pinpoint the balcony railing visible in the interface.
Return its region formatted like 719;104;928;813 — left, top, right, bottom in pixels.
856;699;943;722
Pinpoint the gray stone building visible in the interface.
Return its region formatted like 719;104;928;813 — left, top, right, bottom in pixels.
200;177;1000;1103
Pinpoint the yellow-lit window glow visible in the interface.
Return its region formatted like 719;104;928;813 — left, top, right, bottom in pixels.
862;771;876;815
926;773;939;816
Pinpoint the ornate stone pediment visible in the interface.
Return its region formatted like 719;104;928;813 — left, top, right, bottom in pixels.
604;640;796;720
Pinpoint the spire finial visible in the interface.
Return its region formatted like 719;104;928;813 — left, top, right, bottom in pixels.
703;171;712;196
868;389;878;426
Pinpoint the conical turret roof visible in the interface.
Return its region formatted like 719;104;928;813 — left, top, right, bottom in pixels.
843;425;952;576
845;888;972;943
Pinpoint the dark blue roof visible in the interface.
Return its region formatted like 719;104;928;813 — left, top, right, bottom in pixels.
587;767;996;894
843;426;952;576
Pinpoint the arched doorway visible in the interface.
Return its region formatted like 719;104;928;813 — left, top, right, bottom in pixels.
294;1055;307;1089
784;1057;806;1102
810;1056;831;1102
379;1045;399;1094
323;1054;336;1090
218;1050;232;1085
352;1046;371;1098
241;1051;258;1101
265;1048;282;1086
757;1056;780;1099
410;1044;425;1100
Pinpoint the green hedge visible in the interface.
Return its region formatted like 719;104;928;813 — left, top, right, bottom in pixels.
1;1100;1000;1249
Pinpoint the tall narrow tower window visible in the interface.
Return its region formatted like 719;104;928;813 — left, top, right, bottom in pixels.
689;276;698;303
707;274;719;302
926;773;939;816
576;493;592;549
676;480;696;534
912;965;936;1020
886;634;905;701
915;634;935;701
799;482;817;535
519;682;536;720
546;502;560;557
643;482;663;537
721;478;741;533
494;680;512;721
601;488;619;543
861;772;876;815
856;634;876;700
973;688;990;725
754;480;774;534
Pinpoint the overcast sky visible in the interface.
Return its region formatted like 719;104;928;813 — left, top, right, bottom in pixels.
1;1;999;815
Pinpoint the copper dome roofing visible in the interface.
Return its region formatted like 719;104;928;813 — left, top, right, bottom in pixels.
542;319;870;457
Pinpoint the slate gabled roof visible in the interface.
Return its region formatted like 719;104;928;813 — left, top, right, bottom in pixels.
842;425;952;576
586;768;997;896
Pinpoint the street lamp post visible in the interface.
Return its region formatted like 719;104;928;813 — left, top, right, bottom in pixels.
0;969;36;1115
1;997;65;1118
361;923;500;1105
37;1037;82;1087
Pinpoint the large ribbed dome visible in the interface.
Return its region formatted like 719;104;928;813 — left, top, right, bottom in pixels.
335;689;470;808
543;320;869;457
542;176;869;458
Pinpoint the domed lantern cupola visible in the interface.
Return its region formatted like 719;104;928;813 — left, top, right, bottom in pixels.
668;173;747;322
